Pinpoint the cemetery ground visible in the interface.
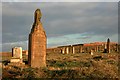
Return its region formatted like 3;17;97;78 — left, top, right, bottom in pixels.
2;52;119;79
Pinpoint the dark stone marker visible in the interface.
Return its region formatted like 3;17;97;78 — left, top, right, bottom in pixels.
107;38;110;53
28;9;46;68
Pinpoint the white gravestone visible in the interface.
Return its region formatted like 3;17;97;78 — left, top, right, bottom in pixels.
10;47;22;63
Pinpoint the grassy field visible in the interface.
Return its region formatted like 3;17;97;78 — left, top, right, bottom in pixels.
2;52;119;79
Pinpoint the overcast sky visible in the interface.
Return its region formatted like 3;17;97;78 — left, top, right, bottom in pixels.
1;2;118;52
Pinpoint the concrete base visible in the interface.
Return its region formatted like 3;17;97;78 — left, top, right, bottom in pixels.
9;58;25;67
10;58;22;63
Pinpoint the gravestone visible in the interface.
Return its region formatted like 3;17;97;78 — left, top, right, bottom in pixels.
28;9;46;68
90;49;93;55
107;38;110;53
72;46;75;54
8;47;25;67
79;46;83;53
10;47;22;63
66;47;69;54
62;47;65;54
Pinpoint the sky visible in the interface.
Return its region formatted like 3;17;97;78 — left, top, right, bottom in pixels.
1;2;118;52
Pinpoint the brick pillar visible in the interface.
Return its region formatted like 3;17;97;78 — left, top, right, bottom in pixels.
80;46;82;53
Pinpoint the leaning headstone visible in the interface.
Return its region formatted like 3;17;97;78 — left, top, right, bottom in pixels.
28;9;46;68
93;56;102;61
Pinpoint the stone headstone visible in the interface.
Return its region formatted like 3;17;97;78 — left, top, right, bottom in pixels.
28;9;46;68
12;47;22;59
10;47;22;63
8;47;25;67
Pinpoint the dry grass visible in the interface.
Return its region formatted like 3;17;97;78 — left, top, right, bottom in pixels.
2;52;119;79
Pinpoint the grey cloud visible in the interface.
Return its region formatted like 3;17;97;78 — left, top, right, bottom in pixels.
43;2;118;37
2;2;118;51
2;14;32;43
2;41;28;52
46;15;117;37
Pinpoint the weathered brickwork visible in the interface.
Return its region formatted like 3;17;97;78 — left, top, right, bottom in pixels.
28;9;46;68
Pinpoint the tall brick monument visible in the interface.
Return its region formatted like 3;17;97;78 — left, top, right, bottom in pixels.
28;9;46;68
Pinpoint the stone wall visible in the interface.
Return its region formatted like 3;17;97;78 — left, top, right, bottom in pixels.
48;42;119;54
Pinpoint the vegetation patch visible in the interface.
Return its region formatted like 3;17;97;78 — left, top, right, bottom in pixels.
2;52;119;78
2;60;10;65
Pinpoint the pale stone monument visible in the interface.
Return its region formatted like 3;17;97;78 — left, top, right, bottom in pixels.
10;47;22;63
28;9;46;68
90;49;94;55
66;47;69;54
72;46;75;54
62;48;65;54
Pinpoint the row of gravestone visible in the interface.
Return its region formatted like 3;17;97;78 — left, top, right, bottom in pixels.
8;9;112;68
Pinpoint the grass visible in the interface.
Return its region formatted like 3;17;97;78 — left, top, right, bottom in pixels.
2;52;119;78
0;68;2;75
47;60;92;67
2;56;12;61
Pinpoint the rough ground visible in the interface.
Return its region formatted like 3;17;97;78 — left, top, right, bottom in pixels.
2;52;119;79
